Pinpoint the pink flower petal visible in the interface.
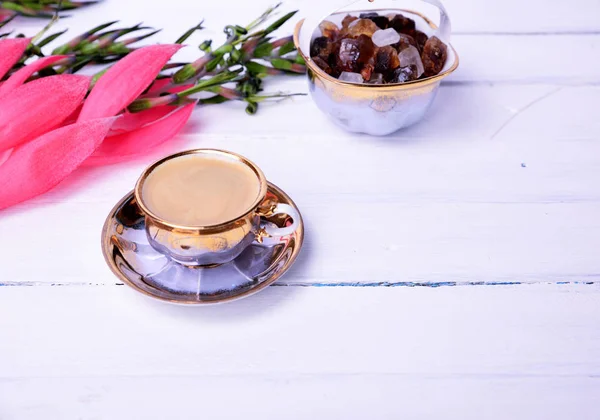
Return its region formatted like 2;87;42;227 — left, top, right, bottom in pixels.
110;106;177;134
0;55;69;98
0;74;89;153
0;117;116;210
163;83;193;95
146;78;171;95
63;103;84;126
85;102;195;166
0;149;12;166
0;38;31;80
0;11;14;20
78;44;182;121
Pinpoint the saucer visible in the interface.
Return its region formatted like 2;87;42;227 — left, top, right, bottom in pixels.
101;182;304;305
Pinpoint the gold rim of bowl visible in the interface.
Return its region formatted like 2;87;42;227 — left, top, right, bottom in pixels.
134;149;269;232
293;8;460;90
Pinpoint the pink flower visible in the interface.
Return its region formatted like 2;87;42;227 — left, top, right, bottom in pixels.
0;75;90;153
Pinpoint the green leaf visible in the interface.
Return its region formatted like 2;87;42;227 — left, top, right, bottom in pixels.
253;42;273;58
175;20;204;44
277;41;296;56
269;58;292;71
37;29;68;48
264;10;297;35
245;61;268;75
199;95;230;105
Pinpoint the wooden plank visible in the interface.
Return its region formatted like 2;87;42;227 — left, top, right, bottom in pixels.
9;84;600;206
1;1;599;418
1;284;598;376
0;285;598;419
1;84;598;285
450;35;600;84
5;1;600;84
2;200;599;285
6;0;600;34
1;376;599;420
444;0;600;33
5;33;600;84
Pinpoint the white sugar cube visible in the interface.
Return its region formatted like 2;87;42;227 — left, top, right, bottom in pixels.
398;46;424;77
372;28;401;47
339;72;364;83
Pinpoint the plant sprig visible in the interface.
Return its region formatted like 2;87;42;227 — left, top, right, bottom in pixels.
133;3;306;114
3;20;163;75
2;3;306;115
0;0;100;25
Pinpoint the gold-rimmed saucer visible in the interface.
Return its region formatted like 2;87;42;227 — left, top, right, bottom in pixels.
101;183;304;305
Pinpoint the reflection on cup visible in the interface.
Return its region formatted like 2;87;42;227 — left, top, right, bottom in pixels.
134;149;299;266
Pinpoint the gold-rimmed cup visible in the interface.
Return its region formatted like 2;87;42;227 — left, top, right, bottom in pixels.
133;149;300;267
294;0;459;135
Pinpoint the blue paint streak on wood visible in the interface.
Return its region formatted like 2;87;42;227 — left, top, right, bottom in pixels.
272;281;598;288
273;281;522;288
0;281;597;288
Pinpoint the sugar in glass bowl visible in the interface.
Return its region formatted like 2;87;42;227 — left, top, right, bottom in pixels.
294;0;459;136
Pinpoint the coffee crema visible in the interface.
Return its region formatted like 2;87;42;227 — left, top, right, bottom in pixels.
141;154;261;226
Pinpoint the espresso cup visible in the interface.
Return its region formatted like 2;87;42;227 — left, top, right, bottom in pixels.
134;149;299;266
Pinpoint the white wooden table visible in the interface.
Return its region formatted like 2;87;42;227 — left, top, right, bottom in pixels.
1;0;599;418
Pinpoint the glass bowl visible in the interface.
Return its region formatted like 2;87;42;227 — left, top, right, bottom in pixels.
294;0;459;136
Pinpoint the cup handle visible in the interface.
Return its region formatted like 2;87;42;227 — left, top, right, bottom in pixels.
256;203;300;240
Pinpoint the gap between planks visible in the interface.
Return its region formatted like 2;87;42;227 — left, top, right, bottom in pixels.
0;281;597;288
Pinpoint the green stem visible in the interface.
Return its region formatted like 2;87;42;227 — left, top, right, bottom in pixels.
244;2;281;31
175;20;203;44
31;12;58;43
175;70;242;97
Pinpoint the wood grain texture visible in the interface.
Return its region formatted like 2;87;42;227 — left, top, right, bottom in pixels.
0;285;599;419
2;376;600;420
2;84;598;285
7;29;600;85
8;0;600;35
3;284;598;377
1;1;599;418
